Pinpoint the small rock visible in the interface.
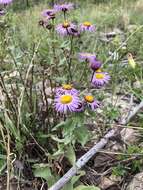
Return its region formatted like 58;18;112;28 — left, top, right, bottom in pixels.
14;160;24;170
111;142;124;151
133;81;141;89
109;174;121;183
121;128;138;144
127;25;138;33
99;177;115;189
126;172;143;190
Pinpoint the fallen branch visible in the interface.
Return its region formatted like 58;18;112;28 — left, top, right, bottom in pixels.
120;101;143;125
49;100;143;190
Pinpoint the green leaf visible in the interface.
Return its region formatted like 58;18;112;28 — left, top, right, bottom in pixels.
61;171;86;190
65;144;76;165
62;119;75;137
0;159;6;175
62;182;73;190
52;120;70;131
74;185;100;190
60;40;70;48
71;170;85;186
5;113;20;141
74;126;89;146
53;76;67;83
33;164;55;186
50;135;66;143
52;143;64;157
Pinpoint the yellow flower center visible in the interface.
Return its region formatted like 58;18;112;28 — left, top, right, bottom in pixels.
63;22;70;28
84;95;94;103
62;84;73;90
95;73;105;79
83;21;92;27
95;69;102;72
60;95;73;104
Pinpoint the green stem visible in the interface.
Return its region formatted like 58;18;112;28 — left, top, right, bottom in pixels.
68;36;74;82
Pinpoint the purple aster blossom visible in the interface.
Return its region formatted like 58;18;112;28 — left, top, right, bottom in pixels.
0;9;5;16
41;9;56;19
91;70;110;88
84;95;100;111
80;21;96;32
0;0;12;4
54;94;81;113
56;84;79;96
90;59;102;71
54;3;74;12
56;22;77;36
78;53;96;62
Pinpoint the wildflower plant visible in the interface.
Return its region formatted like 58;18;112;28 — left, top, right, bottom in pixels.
38;3;110;164
0;1;142;189
38;1;110;161
0;1;114;189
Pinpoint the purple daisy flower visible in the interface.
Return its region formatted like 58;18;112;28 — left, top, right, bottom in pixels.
0;0;12;4
41;9;56;19
80;22;96;32
54;94;80;113
56;22;77;36
56;84;79;96
84;95;100;111
54;3;74;12
90;59;102;71
78;53;96;62
91;69;110;88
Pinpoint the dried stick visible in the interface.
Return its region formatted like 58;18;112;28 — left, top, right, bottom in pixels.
49;100;143;190
120;101;143;125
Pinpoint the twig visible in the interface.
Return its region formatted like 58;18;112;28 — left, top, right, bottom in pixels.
49;100;143;190
120;100;143;125
6;129;10;190
98;150;143;156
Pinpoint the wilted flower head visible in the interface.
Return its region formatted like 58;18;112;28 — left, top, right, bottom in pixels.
74;102;84;112
78;52;101;70
90;59;102;71
0;9;5;16
41;9;56;19
80;21;96;32
38;19;53;30
70;27;80;37
56;84;79;96
127;53;136;69
54;3;74;12
54;94;81;113
56;21;77;36
0;0;12;4
84;95;100;111
78;53;96;62
91;69;110;88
